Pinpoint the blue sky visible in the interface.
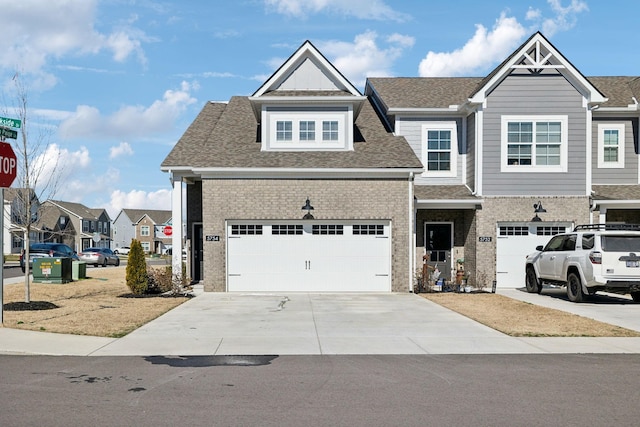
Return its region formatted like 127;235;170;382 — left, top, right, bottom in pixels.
0;0;638;218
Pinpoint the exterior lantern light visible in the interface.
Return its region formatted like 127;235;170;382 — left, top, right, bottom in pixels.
532;201;546;222
302;197;314;220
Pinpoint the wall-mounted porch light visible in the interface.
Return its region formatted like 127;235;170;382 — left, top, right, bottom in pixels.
302;197;314;220
532;201;546;222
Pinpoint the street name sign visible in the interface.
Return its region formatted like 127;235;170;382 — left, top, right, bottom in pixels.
0;116;21;129
0;127;17;139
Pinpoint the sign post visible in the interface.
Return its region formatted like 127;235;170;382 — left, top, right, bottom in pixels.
0;118;19;324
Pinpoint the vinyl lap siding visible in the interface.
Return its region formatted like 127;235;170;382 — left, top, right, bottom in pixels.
482;74;587;196
397;117;464;186
592;118;638;184
466;114;476;191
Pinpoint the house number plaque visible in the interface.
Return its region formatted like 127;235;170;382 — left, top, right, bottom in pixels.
478;236;492;242
206;235;220;242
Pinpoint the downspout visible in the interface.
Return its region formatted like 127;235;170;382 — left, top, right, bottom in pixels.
408;171;415;292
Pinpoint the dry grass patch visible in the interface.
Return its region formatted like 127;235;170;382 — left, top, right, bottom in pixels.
423;292;640;337
2;266;190;338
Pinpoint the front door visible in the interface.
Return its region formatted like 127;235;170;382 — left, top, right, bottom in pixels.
424;223;453;280
192;223;203;282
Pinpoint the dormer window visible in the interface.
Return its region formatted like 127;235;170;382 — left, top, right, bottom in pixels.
263;107;352;151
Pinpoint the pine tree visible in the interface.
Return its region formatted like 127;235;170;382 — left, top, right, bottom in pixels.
126;239;148;295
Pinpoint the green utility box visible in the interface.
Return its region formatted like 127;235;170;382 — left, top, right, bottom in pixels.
33;257;73;284
72;261;87;281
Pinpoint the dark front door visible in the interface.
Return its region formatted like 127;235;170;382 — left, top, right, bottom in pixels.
424;223;453;280
193;224;203;282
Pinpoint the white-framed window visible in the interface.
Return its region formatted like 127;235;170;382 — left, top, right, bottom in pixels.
141;225;150;236
597;123;625;169
501;115;568;172
276;121;293;141
141;242;150;252
299;121;315;141
421;122;457;177
268;113;347;150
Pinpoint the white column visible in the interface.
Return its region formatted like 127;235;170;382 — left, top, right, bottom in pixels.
171;173;184;282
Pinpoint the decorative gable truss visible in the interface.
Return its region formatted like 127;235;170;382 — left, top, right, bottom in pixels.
249;41;367;152
469;32;607;106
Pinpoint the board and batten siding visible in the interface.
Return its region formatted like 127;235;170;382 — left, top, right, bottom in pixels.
396;117;465;186
481;74;587;196
591;118;638;184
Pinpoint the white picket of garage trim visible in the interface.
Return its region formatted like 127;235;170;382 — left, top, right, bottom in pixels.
227;221;391;292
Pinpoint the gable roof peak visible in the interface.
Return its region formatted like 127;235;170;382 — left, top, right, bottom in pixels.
251;40;362;97
469;31;607;105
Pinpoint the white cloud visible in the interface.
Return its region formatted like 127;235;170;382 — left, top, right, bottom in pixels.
29;144;91;198
318;31;415;86
108;189;171;218
419;13;526;77
540;0;589;36
59;81;197;139
0;0;150;84
417;0;589;77
109;142;134;159
264;0;410;22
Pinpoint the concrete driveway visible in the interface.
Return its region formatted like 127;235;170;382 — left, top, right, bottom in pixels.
4;289;640;356
89;292;538;356
87;291;640;356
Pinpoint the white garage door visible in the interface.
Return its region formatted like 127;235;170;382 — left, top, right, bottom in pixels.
227;221;391;292
496;223;570;288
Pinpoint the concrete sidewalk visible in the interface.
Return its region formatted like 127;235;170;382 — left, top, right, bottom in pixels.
3;291;640;356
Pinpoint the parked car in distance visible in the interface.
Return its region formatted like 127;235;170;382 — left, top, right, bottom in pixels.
114;246;130;255
20;243;79;273
78;247;120;267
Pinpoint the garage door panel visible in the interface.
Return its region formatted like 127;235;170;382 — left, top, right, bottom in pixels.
227;222;390;292
496;223;569;288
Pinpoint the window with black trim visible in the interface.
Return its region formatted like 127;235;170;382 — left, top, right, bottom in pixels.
272;225;303;235
231;225;263;235
353;225;384;235
312;224;343;235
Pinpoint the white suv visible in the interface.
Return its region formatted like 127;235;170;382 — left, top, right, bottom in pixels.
525;224;640;302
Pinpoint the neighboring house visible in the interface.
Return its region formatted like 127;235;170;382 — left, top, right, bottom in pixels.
36;200;111;252
112;209;172;254
162;33;640;293
365;31;640;289
2;188;40;254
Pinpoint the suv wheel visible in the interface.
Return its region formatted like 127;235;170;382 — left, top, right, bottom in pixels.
630;292;640;303
525;267;542;294
567;272;584;303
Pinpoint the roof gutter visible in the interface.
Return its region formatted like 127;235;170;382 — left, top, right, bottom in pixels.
164;167;424;180
415;198;483;209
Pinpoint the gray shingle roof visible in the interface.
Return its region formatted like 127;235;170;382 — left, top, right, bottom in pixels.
367;77;483;109
368;76;640;110
162;96;422;170
122;209;172;224
587;77;640;107
414;185;478;200
592;185;640;201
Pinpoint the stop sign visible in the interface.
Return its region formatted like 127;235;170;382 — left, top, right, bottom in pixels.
163;225;173;236
0;142;17;188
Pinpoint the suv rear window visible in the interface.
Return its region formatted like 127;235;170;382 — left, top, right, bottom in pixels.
601;236;640;252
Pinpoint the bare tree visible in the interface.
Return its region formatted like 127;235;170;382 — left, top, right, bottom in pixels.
2;74;64;303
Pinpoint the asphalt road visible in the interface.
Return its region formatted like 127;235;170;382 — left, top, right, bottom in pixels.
1;354;638;426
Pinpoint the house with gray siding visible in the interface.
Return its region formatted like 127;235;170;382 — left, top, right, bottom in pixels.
366;32;640;289
112;209;172;254
163;32;640;293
